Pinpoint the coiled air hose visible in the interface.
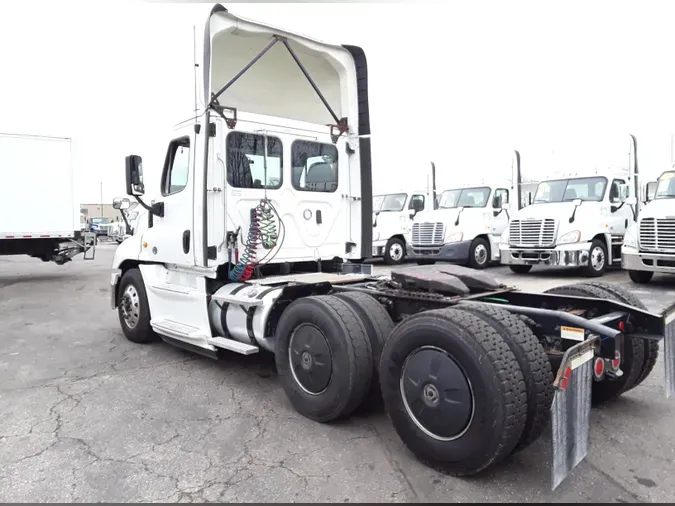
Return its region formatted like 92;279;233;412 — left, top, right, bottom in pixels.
229;199;278;282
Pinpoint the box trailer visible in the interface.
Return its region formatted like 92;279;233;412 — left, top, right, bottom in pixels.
0;133;95;263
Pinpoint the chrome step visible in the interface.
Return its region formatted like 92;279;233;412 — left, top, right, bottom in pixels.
207;337;259;355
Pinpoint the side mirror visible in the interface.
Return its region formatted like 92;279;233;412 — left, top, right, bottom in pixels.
617;183;630;202
646;181;657;202
572;198;582;207
112;197;131;210
409;209;416;219
625;196;637;206
125;155;145;196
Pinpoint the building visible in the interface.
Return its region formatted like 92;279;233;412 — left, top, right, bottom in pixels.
80;203;119;221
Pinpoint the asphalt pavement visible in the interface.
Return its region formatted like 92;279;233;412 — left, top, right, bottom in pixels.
1;246;674;502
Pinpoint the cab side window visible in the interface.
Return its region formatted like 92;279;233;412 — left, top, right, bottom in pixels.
291;140;339;193
161;137;190;196
226;132;283;189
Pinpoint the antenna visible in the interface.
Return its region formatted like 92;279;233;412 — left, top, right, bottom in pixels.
193;25;198;120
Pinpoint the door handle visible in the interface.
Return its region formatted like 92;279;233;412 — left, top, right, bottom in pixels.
316;210;322;224
182;230;190;253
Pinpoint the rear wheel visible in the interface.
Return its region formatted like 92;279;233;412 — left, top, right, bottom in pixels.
455;303;553;453
575;281;659;389
275;295;373;423
629;270;653;284
509;265;532;274
379;308;527;476
544;283;645;405
384;237;406;265
467;237;490;270
334;291;394;410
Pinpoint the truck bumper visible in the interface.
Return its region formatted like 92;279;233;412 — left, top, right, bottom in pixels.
372;239;388;257
406;240;472;262
500;242;593;267
622;248;675;273
110;270;121;309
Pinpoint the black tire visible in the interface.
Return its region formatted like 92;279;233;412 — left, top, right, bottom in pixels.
379;308;527;476
384;237;406;265
275;295;373;423
581;239;608;277
467;237;490;270
575;281;659;389
334;291;395;409
117;268;157;344
416;259;436;266
629;270;653;284
456;303;553;453
509;265;532;274
544;283;645;405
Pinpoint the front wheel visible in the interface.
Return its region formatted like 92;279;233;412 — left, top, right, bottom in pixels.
117;268;157;344
629;270;653;284
467;237;490;270
581;239;608;277
384;237;406;265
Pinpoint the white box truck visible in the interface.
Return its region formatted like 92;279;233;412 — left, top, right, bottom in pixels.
0;133;95;264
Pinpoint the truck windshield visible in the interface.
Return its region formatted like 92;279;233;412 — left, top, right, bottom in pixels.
533;177;607;203
374;193;407;212
654;171;675;199
438;187;490;209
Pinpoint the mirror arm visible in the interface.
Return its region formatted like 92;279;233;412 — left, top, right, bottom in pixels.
133;195;164;218
610;201;625;213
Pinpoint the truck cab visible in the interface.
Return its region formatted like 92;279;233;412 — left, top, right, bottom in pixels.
371;190;430;264
500;171;637;277
405;181;511;269
622;169;675;283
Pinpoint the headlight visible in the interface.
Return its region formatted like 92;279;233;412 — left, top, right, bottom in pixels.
558;230;581;244
445;230;464;243
623;230;637;249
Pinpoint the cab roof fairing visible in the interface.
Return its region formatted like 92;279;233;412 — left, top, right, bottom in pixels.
197;4;362;135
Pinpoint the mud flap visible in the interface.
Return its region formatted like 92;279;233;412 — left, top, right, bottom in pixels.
665;311;675;399
550;338;596;491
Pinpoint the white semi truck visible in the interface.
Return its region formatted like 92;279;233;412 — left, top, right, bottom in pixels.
622;168;675;283
500;136;639;277
372;188;433;264
109;3;674;491
0;133;95;264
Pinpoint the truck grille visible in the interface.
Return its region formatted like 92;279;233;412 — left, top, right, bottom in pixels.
639;218;675;252
412;222;444;246
509;219;557;247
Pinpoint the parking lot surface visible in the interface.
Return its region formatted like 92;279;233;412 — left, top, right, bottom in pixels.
1;246;674;502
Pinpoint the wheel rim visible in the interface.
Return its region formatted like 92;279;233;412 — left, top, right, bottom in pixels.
288;323;333;395
474;244;488;265
590;246;605;271
121;285;140;329
400;346;474;441
389;242;404;262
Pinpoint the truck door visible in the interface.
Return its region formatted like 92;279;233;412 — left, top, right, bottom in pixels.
142;124;195;267
607;177;633;239
492;188;510;235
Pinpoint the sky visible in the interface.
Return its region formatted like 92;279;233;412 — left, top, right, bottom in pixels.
1;0;675;204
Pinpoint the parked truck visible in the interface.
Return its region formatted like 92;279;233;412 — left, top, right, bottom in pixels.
109;3;674;491
0;133;95;264
622;168;675;283
500;137;639;277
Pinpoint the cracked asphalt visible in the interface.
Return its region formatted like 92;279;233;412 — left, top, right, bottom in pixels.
1;245;675;502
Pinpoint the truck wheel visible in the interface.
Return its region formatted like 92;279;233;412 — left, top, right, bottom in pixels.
456;303;553;453
629;270;653;284
509;265;532;274
384;238;406;265
379;308;527;476
467;237;490;270
575;281;659;389
275;295;373;423
117;268;157;344
334;291;395;410
581;239;607;277
544;283;645;405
